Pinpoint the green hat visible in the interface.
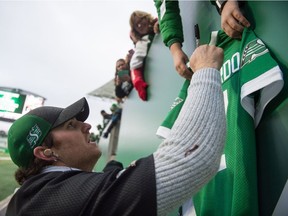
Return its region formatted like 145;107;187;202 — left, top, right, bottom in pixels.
110;104;118;112
8;97;89;168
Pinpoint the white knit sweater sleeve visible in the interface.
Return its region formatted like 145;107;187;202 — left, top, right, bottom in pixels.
153;68;226;216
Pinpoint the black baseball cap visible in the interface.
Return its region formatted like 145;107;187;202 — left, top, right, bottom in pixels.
8;97;89;168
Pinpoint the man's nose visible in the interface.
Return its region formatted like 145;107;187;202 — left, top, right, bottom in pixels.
81;122;91;133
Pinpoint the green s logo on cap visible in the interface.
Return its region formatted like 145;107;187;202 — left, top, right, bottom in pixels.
26;124;42;149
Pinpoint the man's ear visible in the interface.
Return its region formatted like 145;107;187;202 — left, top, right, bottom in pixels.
34;146;55;161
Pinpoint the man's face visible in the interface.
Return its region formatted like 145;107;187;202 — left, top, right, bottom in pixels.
50;118;101;171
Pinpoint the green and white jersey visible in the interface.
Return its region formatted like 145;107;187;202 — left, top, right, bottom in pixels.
209;28;283;127
156;79;189;139
157;28;283;215
193;28;283;215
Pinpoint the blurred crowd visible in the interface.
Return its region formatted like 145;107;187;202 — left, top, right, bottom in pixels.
94;10;159;142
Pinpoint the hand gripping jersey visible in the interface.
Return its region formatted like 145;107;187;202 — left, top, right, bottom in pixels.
157;28;283;215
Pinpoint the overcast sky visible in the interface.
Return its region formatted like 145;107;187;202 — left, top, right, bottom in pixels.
0;0;157;132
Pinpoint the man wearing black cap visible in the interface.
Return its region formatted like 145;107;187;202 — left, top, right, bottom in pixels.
6;45;226;216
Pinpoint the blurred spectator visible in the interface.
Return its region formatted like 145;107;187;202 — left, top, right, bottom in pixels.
129;10;159;101
94;134;100;143
103;104;122;139
0;130;7;137
129;10;159;41
96;124;104;137
90;132;97;142
100;110;112;128
114;58;133;102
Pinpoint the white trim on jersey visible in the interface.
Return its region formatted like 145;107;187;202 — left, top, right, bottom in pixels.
156;126;170;139
241;65;283;127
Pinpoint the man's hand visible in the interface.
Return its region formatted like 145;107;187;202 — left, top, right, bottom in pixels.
189;45;224;72
170;43;193;80
221;0;250;39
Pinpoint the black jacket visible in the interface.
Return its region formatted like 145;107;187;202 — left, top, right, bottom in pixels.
6;156;156;216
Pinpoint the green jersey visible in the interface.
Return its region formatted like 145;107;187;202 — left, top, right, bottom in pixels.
157;28;283;215
193;28;283;215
